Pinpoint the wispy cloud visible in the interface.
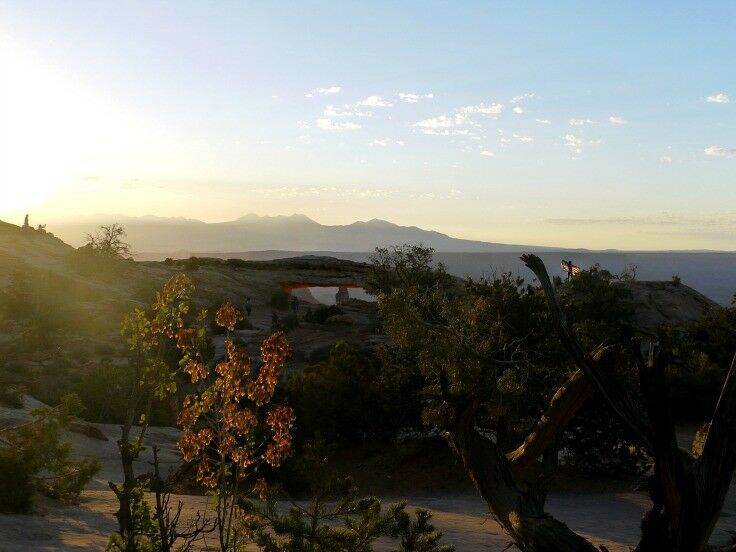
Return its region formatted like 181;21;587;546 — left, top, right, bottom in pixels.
305;86;342;98
460;102;504;115
704;146;736;158
706;93;730;104
564;134;583;153
512;106;524;114
660;155;673;163
420;128;472;136
323;105;372;118
510;93;535;104
608;115;627;125
413;100;506;137
535;119;551;124
357;95;392;107
369;137;404;147
569;118;595;126
316;118;361;131
480;150;495;157
414;114;475;135
398;92;433;103
415;114;462;128
513;133;533;143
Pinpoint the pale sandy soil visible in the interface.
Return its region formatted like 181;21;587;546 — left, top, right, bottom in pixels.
2;399;736;551
2;487;735;552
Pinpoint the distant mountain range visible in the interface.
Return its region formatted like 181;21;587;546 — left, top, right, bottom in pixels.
46;213;575;255
5;215;736;304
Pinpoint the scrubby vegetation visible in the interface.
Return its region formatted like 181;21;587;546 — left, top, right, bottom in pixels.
285;342;404;445
304;304;344;324
269;289;291;311
244;472;453;552
0;394;100;513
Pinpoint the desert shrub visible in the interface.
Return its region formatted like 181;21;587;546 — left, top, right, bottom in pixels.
0;385;24;408
68;243;129;279
284;342;399;445
654;306;736;421
0;394;100;511
304;304;343;324
658;320;734;421
183;256;200;271
619;263;639;281
276;312;300;331
164;257;174;265
243;451;454;552
225;258;248;268
73;362;128;423
270;289;290;311
672;274;682;286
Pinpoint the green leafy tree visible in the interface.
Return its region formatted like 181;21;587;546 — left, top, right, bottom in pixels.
108;274;210;552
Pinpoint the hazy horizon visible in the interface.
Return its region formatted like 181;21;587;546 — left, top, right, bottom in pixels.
2;2;735;250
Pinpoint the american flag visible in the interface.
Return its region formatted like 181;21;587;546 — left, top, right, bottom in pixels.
561;260;581;276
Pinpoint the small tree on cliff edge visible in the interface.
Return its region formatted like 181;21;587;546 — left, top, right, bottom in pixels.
85;223;132;259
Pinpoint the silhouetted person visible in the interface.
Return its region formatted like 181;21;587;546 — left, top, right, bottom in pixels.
245;297;252;318
22;214;29;228
290;296;300;314
271;311;279;330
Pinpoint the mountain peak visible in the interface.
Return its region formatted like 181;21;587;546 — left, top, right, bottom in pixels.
351;218;398;228
234;213;317;224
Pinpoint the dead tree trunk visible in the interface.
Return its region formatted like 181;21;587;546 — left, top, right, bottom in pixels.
447;401;600;552
439;347;614;551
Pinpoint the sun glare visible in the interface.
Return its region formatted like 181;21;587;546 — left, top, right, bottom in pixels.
0;35;167;218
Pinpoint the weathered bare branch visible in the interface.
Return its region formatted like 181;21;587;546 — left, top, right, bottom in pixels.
507;367;592;469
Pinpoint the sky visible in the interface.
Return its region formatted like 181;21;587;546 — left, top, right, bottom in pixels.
1;1;735;250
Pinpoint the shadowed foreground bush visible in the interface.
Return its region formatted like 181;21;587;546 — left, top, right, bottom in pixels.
0;394;100;512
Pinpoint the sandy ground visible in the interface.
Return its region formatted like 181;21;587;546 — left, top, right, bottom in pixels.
2;487;735;552
2;399;736;551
